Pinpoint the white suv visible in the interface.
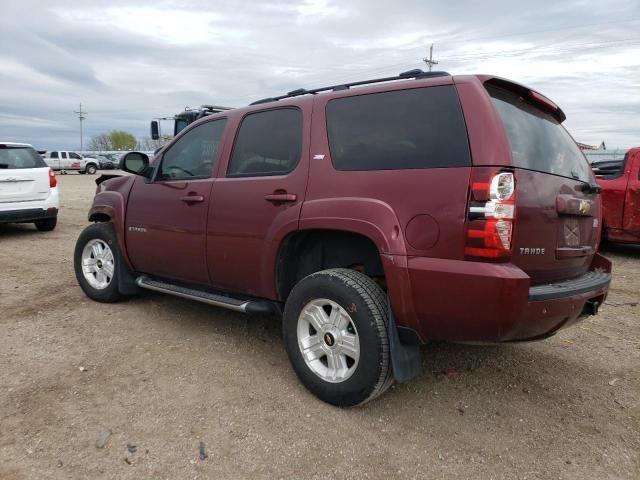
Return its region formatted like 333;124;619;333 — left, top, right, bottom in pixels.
0;142;59;231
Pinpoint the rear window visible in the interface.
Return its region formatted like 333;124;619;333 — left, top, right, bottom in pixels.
0;146;47;169
487;85;592;182
326;85;471;171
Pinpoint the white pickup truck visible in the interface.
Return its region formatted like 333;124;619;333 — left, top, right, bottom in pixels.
42;151;99;174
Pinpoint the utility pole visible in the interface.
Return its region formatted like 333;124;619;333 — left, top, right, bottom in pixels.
74;103;87;151
423;44;438;72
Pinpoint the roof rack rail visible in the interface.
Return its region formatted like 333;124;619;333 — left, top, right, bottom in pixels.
250;69;450;105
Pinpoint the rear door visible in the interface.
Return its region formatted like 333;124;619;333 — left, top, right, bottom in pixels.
206;104;311;298
622;150;640;234
0;146;50;204
486;83;601;284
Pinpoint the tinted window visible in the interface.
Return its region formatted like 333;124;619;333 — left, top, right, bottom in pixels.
159;119;227;181
487;85;592;182
61;152;67;159
326;86;471;171
228;108;302;176
0;147;47;169
69;152;82;159
51;151;58;158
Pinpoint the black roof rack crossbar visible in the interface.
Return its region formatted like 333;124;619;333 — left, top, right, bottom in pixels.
250;69;450;105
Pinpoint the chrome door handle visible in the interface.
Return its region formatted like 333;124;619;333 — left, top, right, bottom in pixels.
264;193;297;203
181;195;205;203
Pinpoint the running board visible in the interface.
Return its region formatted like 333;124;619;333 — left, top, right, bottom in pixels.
135;275;276;315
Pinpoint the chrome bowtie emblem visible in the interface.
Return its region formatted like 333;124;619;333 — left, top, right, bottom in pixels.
579;200;591;215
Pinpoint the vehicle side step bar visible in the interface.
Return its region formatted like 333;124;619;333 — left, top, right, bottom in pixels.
135;275;277;315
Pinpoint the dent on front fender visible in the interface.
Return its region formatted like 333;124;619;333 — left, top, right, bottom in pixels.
87;176;137;269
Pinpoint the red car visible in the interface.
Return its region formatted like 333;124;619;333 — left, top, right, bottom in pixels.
74;70;611;406
594;147;640;244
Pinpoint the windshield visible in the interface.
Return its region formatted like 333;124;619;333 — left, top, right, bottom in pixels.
487;85;593;182
0;146;47;169
174;118;190;136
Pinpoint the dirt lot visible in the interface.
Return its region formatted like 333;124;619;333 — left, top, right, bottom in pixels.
0;173;638;479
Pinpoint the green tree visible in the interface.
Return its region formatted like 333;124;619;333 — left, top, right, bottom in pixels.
109;130;137;150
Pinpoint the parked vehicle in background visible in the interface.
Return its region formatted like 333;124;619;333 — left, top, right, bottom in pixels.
93;155;116;170
74;70;611;406
150;105;232;140
0;142;59;231
42;151;98;174
594;147;640;244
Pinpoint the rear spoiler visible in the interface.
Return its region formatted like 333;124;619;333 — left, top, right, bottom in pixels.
481;76;566;123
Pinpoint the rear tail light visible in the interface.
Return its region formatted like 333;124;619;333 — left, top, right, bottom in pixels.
49;168;57;188
465;170;515;260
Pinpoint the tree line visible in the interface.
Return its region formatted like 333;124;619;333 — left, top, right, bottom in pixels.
88;130;170;151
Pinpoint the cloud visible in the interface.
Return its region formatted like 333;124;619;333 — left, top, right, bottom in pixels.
0;0;639;149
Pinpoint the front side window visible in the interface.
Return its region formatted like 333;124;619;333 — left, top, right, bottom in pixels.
227;108;303;176
326;86;471;171
69;152;82;159
159;119;227;181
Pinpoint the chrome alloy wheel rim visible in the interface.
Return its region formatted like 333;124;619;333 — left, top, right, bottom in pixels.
297;299;360;383
81;239;115;290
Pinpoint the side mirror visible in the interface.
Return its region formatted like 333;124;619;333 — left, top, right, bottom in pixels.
120;151;150;176
150;120;160;140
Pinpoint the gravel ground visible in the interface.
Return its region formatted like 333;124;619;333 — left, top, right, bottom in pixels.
1;173;638;479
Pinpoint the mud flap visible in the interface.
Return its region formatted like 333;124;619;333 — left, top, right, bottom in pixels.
386;298;422;383
117;251;143;296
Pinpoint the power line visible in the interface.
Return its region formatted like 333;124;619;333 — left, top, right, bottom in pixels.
73;103;87;151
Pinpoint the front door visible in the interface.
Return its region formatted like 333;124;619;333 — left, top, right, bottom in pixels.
125;118;228;285
207;103;312;298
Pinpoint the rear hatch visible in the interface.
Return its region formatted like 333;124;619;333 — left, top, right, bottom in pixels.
486;81;601;285
0;145;51;204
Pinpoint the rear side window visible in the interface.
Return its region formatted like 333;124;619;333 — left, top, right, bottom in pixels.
487;85;592;182
228;108;302;176
326;86;471;171
0;147;47;169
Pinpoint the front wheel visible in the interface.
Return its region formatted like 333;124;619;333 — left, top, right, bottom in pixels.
85;164;97;175
283;268;393;406
74;222;123;302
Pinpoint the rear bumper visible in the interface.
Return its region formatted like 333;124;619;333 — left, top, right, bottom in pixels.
396;253;611;342
0;207;58;224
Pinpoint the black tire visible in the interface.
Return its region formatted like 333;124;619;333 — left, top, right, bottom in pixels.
34;217;57;232
85;164;97;175
74;222;123;303
283;268;393;406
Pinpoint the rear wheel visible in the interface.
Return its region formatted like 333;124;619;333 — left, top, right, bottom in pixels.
74;223;122;302
34;217;57;231
283;268;393;406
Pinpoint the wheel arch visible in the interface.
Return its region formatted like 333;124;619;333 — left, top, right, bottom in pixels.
87;191;133;270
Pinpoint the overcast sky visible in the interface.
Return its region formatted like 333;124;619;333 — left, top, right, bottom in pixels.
1;0;638;151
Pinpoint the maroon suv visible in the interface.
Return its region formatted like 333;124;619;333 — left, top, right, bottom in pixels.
74;69;611;406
